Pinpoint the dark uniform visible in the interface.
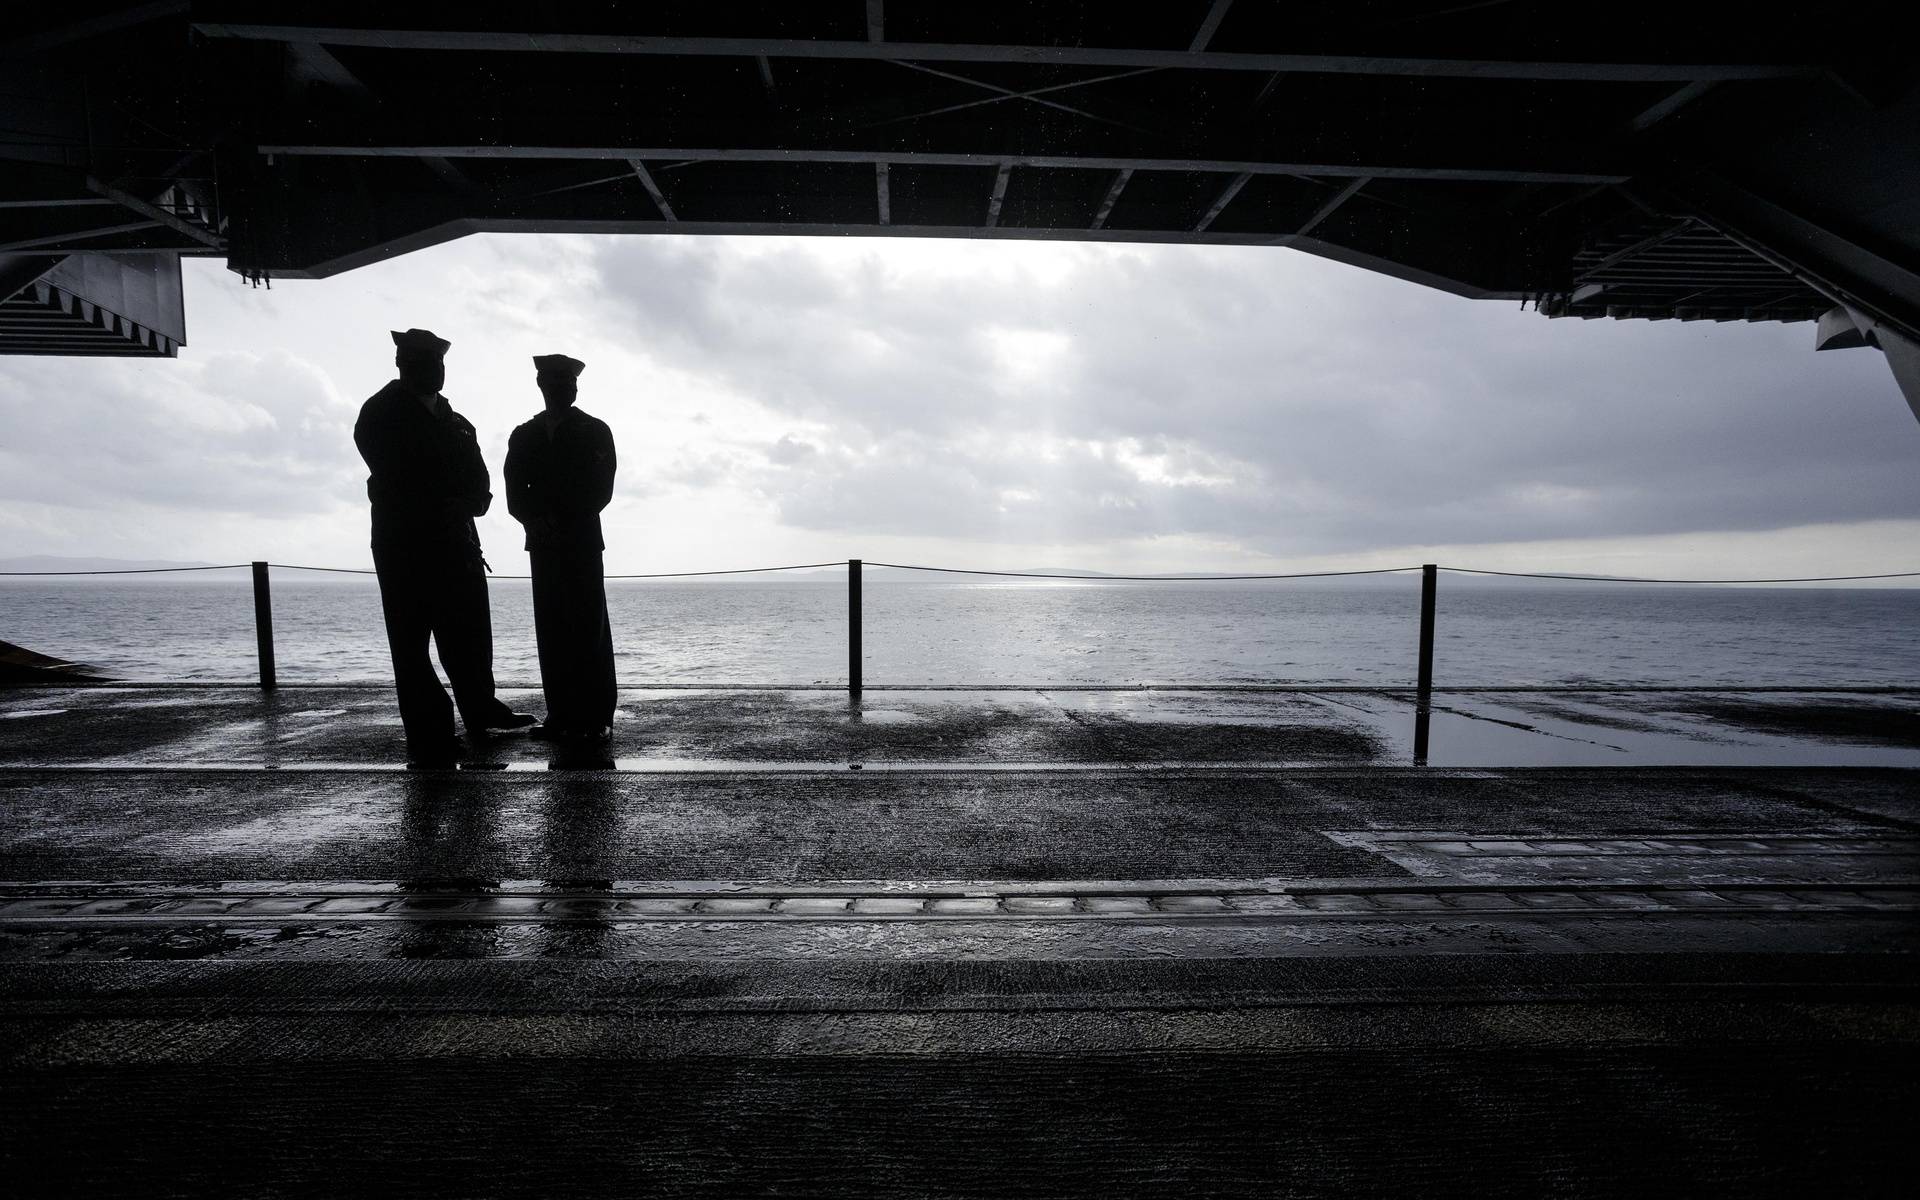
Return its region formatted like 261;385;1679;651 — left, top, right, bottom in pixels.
354;331;521;754
504;385;617;736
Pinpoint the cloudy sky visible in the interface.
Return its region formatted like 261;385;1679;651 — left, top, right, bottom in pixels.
2;232;1917;579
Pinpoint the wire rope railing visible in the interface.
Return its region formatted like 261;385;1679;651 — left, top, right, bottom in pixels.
0;563;251;575
861;563;1423;581
1438;567;1920;585
5;558;1916;705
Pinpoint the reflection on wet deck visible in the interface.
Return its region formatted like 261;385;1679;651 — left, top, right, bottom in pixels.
0;684;1913;770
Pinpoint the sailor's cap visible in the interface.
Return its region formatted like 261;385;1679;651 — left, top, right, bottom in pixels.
391;328;451;356
533;354;586;378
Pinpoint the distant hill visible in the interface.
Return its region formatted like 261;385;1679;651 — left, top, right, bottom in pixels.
0;555;227;574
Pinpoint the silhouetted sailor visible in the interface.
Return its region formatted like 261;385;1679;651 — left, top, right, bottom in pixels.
505;354;617;743
355;328;535;767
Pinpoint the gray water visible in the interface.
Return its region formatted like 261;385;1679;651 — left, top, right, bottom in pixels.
2;575;1917;687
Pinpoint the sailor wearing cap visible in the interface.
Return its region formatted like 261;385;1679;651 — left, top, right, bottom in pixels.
354;328;536;766
505;354;618;743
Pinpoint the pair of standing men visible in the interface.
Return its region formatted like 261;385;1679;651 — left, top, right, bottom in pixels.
353;329;617;767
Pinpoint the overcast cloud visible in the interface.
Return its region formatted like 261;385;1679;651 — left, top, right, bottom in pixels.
1;232;1916;577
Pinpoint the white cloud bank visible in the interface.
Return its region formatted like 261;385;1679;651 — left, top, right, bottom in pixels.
1;231;1916;579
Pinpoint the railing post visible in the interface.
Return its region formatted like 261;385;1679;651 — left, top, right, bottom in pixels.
251;560;277;690
848;558;863;696
1416;563;1437;695
1413;563;1436;764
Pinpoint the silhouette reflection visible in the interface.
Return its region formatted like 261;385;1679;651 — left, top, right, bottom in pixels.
547;740;616;771
393;774;505;958
535;773;622;958
1413;691;1432;766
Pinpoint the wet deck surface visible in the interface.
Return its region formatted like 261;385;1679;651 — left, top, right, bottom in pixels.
2;682;1917;769
3;685;1917;1196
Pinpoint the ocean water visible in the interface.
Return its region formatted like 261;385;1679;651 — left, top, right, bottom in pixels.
3;574;1918;687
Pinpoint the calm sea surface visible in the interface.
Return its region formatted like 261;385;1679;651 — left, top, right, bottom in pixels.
1;576;1916;687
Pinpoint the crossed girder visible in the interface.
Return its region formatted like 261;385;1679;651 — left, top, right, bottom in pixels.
1;2;1915;353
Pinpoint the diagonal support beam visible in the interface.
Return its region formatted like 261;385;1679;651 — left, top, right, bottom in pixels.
885;60;1151;134
1190;0;1235;52
1;0;186;57
1629;80;1717;132
85;176;222;247
627;160;676;220
419;157;476;191
288;42;472;190
1194;171;1251;232
1574;217;1698;279
984;163;1011;227
1251;71;1285;109
874;66;1161;127
1291;175;1371;238
0;220;164;254
288;41;371;98
1091;168;1133;230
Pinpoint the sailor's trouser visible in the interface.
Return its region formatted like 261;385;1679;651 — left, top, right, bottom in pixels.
530;548;616;733
373;544;512;748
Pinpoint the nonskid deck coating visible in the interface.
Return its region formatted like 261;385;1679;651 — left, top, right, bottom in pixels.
3;686;1917;1196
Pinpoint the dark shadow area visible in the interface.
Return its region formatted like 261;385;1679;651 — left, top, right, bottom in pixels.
6;1042;1914;1198
1678;698;1920;746
0;640;108;684
532;776;619;957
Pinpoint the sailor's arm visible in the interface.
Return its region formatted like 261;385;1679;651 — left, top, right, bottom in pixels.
444;408;493;517
586;421;617;513
354;401;434;508
502;429;534;526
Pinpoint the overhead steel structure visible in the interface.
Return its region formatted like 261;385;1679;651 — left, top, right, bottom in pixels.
1;2;1916;406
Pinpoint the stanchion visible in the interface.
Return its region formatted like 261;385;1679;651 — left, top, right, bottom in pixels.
251;560;277;690
848;558;863;696
1417;563;1437;694
1414;563;1435;764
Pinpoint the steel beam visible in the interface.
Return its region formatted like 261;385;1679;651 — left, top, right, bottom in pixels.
191;26;1822;83
255;144;1627;186
0;198;118;210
